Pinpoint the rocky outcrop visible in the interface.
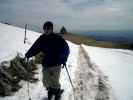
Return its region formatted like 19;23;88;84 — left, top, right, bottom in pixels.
0;54;38;96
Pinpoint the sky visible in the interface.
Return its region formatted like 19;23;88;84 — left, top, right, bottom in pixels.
0;0;133;33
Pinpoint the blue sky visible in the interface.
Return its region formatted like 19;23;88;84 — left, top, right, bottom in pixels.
0;0;133;32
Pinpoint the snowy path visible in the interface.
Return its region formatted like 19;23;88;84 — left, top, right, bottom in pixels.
73;46;116;100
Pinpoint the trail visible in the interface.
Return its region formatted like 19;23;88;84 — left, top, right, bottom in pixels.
73;45;116;100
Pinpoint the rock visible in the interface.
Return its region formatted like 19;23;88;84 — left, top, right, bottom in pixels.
10;60;28;79
1;61;10;69
11;84;21;92
0;69;14;83
0;79;12;96
0;54;38;97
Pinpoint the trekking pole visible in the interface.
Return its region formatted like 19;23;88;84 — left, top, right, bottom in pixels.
64;64;74;90
24;24;27;44
26;58;31;100
24;24;31;100
64;64;77;100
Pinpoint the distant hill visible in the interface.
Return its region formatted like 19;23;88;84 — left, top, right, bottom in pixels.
83;31;133;44
63;33;133;50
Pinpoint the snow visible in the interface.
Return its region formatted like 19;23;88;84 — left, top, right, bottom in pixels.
0;23;133;100
82;45;133;100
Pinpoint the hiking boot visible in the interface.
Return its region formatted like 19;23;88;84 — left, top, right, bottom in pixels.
47;87;54;100
54;89;64;100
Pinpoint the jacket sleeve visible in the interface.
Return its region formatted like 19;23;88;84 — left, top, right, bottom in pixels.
25;35;43;58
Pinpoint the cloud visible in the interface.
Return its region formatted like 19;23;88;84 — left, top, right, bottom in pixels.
0;0;133;32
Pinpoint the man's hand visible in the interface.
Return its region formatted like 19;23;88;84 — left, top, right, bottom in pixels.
24;57;28;63
62;63;66;68
24;57;31;71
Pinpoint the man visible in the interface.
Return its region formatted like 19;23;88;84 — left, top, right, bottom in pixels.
25;21;70;100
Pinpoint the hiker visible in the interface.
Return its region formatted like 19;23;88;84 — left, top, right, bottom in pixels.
25;21;70;100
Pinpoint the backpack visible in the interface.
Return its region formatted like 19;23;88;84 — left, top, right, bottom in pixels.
59;42;70;65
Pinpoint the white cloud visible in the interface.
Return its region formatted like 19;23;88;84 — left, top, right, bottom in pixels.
0;0;133;32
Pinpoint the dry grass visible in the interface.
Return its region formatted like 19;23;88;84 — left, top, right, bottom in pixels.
63;33;131;49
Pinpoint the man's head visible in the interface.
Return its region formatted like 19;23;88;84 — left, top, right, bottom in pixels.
43;21;53;34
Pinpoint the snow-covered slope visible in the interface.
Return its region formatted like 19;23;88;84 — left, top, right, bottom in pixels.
82;45;133;100
0;23;133;100
0;23;40;62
